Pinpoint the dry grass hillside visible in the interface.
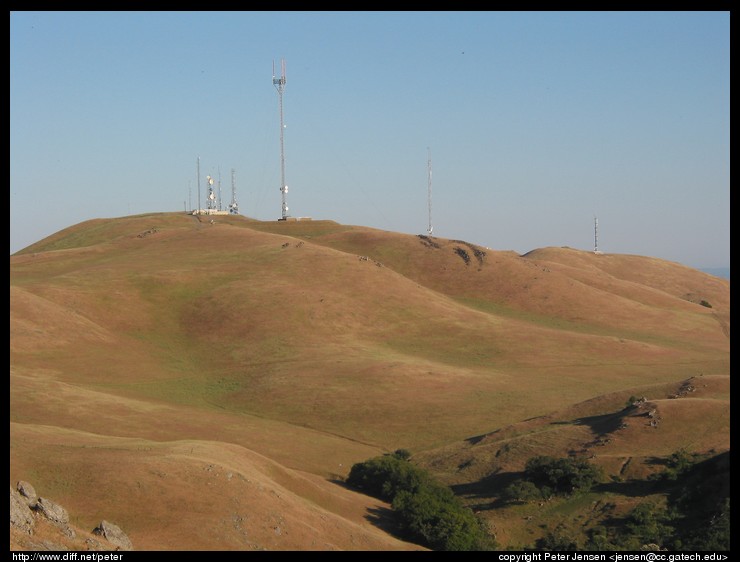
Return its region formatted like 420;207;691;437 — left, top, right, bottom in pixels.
10;212;729;550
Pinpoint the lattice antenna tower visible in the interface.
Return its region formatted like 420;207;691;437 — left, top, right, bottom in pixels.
229;168;239;215
218;166;223;211
427;147;433;236
273;58;289;220
594;215;599;253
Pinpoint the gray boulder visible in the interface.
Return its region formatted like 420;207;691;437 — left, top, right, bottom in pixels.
34;497;69;525
34;497;75;538
10;487;35;534
92;520;133;551
16;481;38;506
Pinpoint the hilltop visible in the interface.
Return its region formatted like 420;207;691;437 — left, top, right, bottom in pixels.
10;212;729;550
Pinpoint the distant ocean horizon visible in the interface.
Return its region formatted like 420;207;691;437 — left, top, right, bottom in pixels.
699;267;730;280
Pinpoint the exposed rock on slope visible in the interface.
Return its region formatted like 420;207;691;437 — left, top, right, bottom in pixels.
10;481;132;551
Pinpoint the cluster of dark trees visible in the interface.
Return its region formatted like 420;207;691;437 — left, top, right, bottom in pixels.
502;451;729;551
346;449;496;551
348;448;728;552
501;455;603;502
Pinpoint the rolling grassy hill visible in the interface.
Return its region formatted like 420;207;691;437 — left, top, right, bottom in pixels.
10;212;729;550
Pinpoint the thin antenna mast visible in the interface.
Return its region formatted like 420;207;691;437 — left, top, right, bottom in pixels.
594;215;599;253
427;147;433;236
218;166;222;211
229;168;239;215
196;156;201;215
273;58;289;220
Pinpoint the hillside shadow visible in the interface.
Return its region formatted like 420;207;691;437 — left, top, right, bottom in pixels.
328;478;422;546
450;470;666;511
567;410;629;435
328;476;351;489
364;506;405;538
450;471;522;511
465;433;489;445
592;478;662;498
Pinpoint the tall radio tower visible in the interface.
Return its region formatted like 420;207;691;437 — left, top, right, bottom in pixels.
427;147;433;236
196;156;201;215
594;215;599;253
273;58;289;220
228;168;239;215
217;166;223;211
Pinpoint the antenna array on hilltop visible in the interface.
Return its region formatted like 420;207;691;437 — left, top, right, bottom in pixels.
191;156;235;216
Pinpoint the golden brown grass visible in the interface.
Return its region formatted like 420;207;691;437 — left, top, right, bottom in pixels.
10;213;729;550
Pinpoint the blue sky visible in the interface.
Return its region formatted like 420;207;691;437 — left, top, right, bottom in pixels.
10;11;730;270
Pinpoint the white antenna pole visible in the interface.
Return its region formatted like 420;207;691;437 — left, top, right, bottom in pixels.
273;58;288;220
218;166;222;211
594;215;599;253
427;147;433;236
197;156;201;215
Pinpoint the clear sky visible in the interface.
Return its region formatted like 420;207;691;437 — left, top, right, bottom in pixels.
10;11;730;270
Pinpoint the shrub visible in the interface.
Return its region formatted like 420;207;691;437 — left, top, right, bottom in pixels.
536;524;580;551
501;480;544;503
393;448;412;461
621;502;673;548
649;449;696;482
524;456;602;496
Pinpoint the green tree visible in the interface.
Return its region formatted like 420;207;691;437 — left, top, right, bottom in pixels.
393;486;494;551
524;456;602;496
347;452;496;551
500;480;543;503
585;525;617;551
393;448;412;460
346;454;429;501
537;525;580;550
622;502;673;548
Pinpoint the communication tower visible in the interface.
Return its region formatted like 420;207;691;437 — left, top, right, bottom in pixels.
206;175;216;210
218;166;223;211
594;215;600;253
228;168;239;215
427;147;433;236
273;58;289;220
196;156;201;215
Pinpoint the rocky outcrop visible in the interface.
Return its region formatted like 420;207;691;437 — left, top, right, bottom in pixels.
35;497;73;536
10;487;35;534
93;520;133;551
16;481;38;506
10;481;133;551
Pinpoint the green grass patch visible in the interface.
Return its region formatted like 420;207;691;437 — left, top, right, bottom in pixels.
454;296;714;351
